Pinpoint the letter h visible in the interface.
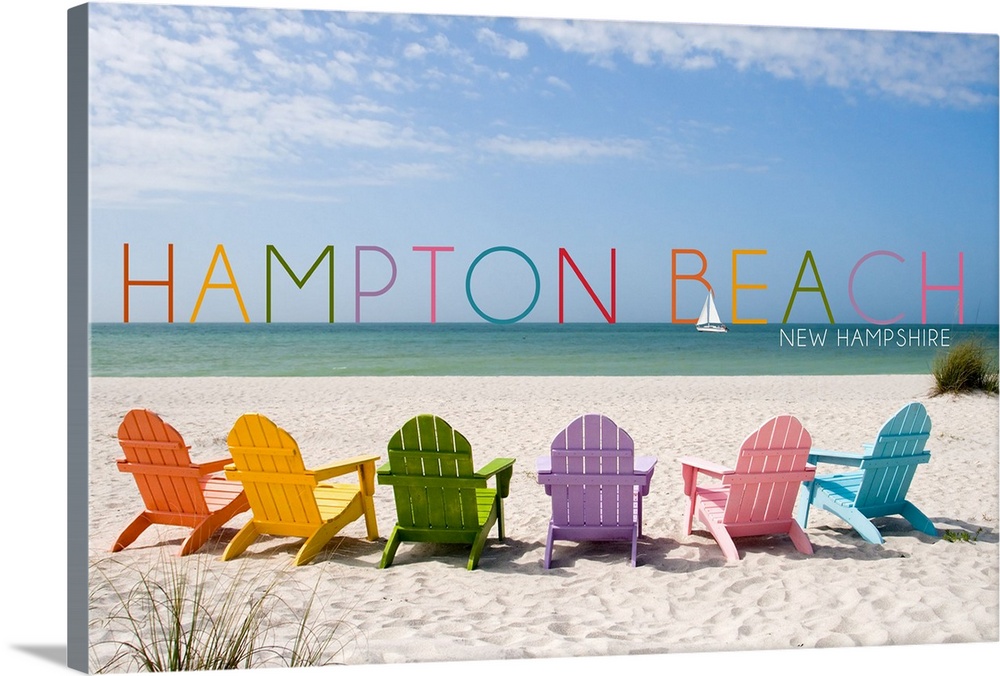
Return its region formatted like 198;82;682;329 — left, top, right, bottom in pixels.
921;252;963;324
123;243;174;322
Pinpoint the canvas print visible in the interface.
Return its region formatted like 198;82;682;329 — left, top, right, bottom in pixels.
68;2;999;673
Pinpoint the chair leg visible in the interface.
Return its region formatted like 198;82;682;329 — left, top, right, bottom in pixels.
787;519;814;555
703;512;741;562
295;519;347;566
630;523;638;567
361;493;379;540
468;509;498;571
900;500;937;537
636;492;643;538
496;498;506;541
812;486;885;545
179;497;248;557
179;515;220;557
543;522;555;569
684;492;697;535
111;513;152;552
379;526;402;569
830;504;885;545
221;521;259;561
795;482;813;530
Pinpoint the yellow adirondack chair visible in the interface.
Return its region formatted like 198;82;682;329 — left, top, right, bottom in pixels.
221;413;380;565
112;408;250;556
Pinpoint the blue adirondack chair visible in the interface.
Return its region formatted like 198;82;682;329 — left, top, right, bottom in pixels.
795;401;936;544
537;414;656;568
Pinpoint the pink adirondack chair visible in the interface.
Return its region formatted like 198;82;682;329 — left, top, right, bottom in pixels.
537;414;656;567
681;415;816;562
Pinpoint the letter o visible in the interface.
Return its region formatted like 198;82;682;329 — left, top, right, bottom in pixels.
465;246;540;324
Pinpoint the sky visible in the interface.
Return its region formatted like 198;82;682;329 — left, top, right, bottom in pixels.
85;2;999;324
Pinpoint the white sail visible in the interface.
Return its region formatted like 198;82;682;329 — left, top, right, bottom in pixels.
696;291;728;332
697;296;711;325
706;294;722;324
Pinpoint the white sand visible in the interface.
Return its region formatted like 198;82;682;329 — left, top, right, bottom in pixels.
85;375;999;671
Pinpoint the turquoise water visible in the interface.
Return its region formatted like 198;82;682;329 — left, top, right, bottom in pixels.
88;323;998;377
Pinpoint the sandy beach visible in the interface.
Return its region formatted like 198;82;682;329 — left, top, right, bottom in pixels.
85;375;999;671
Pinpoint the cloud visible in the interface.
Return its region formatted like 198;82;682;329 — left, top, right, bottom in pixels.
476;27;529;60
545;75;572;91
480;135;645;161
88;5;453;205
516;19;998;107
403;42;427;59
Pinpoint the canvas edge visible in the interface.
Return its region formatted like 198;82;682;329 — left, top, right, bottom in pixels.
67;3;90;672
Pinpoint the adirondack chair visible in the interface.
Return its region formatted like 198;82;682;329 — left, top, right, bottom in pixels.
112;408;250;556
221;413;380;565
537;414;656;568
795;401;936;544
376;414;515;570
681;415;816;562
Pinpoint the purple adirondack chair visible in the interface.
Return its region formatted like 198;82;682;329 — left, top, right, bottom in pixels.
537;414;657;568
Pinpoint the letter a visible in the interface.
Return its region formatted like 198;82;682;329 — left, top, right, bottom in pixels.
190;244;250;322
782;250;834;323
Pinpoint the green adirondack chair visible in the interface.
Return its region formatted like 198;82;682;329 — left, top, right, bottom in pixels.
376;414;515;570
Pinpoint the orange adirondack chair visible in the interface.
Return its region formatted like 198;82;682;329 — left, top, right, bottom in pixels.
222;413;380;566
112;408;250;556
681;414;816;562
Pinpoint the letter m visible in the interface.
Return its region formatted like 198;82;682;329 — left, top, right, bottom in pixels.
266;245;335;323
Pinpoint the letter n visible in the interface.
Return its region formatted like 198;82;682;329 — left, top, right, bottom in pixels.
266;245;335;323
558;248;616;323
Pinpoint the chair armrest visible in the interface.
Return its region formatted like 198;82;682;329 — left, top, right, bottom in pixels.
634;456;657;475
635;456;657;495
680;456;732;497
807;449;864;468
197;458;232;475
536;456;551;474
312;454;381;480
680;456;731;478
536;456;551;494
476;457;516;498
313;455;381;496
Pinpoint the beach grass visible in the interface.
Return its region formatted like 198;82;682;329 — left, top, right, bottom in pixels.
931;338;999;396
89;556;355;672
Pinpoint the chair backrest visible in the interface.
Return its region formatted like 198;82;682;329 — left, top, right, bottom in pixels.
724;415;813;525
118;408;209;515
548;414;637;529
385;415;481;532
226;413;322;527
855;402;932;509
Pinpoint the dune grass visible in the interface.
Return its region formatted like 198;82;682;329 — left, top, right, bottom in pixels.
89;556;357;672
930;338;999;396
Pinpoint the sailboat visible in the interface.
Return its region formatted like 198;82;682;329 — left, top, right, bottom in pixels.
696;291;728;333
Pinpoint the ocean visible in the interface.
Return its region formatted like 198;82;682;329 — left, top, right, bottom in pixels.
88;323;999;377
